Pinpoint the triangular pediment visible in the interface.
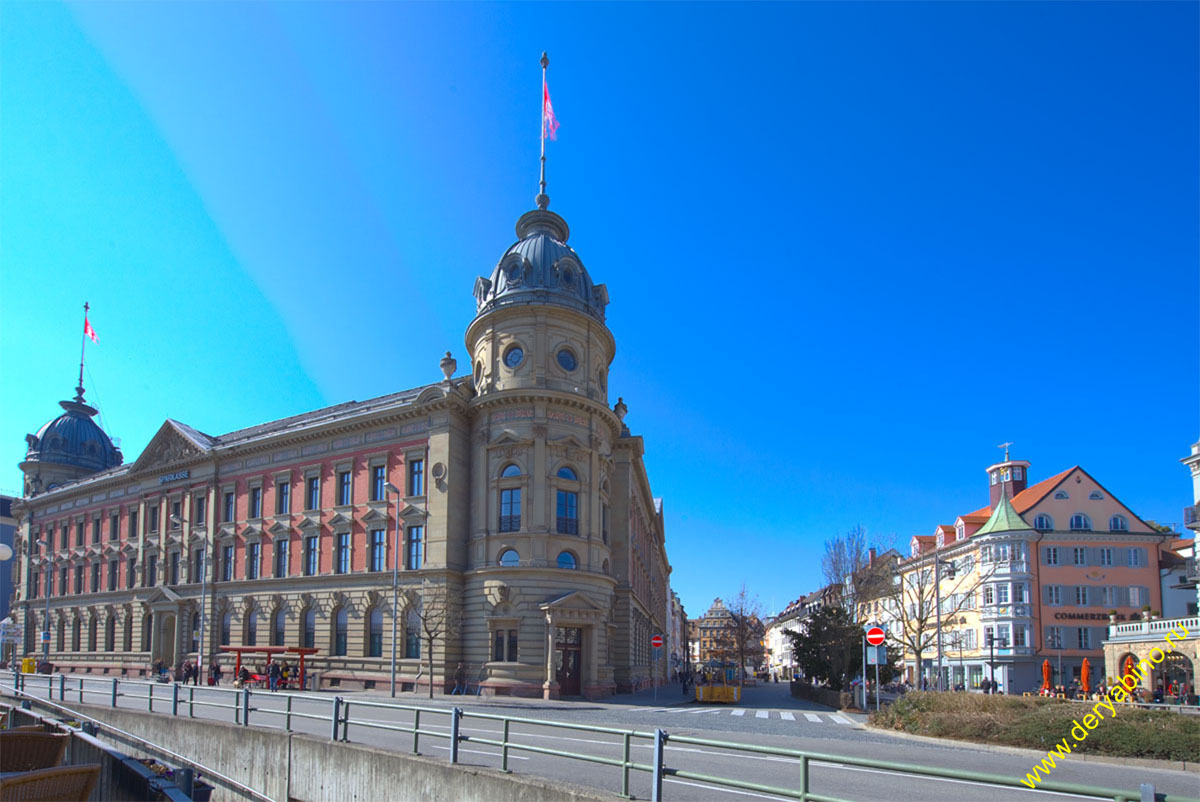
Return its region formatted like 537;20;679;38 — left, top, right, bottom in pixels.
327;511;353;526
489;429;531;447
142;585;182;606
298;514;322;531
548;434;588;451
539;590;604;612
400;505;427;522
130;420;213;474
361;507;389;523
268;519;292;535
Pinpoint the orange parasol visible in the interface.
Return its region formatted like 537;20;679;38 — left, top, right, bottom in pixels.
1041;659;1052;691
1122;654;1136;682
1080;657;1091;694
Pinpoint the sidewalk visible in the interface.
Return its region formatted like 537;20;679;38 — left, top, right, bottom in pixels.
321;681;694;712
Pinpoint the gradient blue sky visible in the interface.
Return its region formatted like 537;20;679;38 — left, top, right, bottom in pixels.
2;2;1196;618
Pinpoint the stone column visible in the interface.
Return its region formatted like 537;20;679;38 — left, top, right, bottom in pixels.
543;613;558;699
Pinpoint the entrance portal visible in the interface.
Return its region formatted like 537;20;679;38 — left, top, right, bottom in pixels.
158;614;177;668
555;627;582;696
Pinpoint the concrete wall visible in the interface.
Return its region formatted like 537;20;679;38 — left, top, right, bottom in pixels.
53;701;609;802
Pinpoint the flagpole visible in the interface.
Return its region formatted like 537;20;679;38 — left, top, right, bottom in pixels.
537;51;549;209
77;302;89;400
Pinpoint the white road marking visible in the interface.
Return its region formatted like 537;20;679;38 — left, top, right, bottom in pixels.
665;778;793;801
688;708;722;715
731;708;746;716
803;713;821;722
755;710;768;719
779;711;795;721
829;714;852;724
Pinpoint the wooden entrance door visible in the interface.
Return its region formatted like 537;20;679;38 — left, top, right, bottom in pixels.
555;627;582;696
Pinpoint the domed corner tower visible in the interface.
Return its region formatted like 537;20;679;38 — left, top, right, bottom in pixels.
466;206;614;403
19;385;123;496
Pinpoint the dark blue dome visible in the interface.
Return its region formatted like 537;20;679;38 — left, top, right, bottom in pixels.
473;209;607;322
26;396;122;475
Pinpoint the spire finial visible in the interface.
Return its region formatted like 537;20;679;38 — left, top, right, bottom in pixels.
998;441;1013;462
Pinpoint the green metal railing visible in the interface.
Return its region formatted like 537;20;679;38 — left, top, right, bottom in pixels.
8;670;1193;802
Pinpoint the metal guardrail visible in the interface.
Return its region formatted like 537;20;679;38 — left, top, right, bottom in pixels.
7;670;1190;802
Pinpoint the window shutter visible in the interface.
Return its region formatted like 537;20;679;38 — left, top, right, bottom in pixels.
1042;585;1052;605
1112;548;1127;567
1138;548;1149;568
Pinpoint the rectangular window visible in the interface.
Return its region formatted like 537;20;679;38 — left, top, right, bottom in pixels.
983;585;994;605
406;526;424;570
249;488;262;519
1099;548;1112;567
275;539;288;579
602;504;609;544
110;513;119;541
149;506;159;533
1128;586;1142;606
1045;547;1059;566
1078;628;1091;650
1127;548;1143;567
146;555;157;587
247;542;260;580
224;492;235;523
306;477;320;511
305;535;319;576
371;465;386;502
171;501;181;528
1014;583;1026;603
1012;627;1027;647
74;565;84;593
130;510;138;538
556;490;578;535
1073;547;1086;566
195;496;207;525
338;471;352;506
405;631;421;659
92;517;101;543
276;481;290;515
170;552;180;585
222;545;234;581
108;559;118;591
126;559;135;589
499;489;521;532
506;629;518;662
61;525;68;550
408;459;425;497
370;529;386;572
1074;586;1088;606
493;630;505;662
76;522;85;546
335;533;350;574
193;549;205;583
997;584;1009;604
31;571;39;600
1048;585;1062;606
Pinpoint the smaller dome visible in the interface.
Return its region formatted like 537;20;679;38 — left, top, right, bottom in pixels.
24;391;122;475
473;208;607;322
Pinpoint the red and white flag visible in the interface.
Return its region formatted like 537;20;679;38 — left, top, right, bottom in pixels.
84;316;99;344
543;81;559;141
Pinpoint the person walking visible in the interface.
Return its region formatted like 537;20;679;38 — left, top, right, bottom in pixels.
268;661;281;692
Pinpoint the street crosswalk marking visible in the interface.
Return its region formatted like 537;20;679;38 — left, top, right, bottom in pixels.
731;708;746;716
632;706;856;727
803;713;821;722
829;714;852;724
780;712;795;721
755;710;768;718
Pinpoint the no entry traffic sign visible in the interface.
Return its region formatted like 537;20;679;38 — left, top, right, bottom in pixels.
865;626;886;646
651;634;664;648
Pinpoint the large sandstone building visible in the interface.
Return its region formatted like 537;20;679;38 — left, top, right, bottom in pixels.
12;196;671;699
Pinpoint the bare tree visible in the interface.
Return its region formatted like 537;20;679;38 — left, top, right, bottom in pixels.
821;526;869;600
410;580;461;698
725;584;766;682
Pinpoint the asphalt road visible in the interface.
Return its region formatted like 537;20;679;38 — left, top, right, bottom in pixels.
8;676;1198;802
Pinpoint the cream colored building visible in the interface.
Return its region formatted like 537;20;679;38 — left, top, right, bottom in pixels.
13;197;671;699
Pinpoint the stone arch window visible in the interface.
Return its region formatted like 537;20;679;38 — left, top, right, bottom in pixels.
1069;513;1092;532
1033;514;1053;531
245;606;259;647
557;466;578;480
1089;491;1104;500
498;548;520;567
303;607;316;649
191;613;201;653
555;466;580;535
220;611;232;646
87;613;97;652
72;618;82;652
105;616;116;652
333;607;349;656
499;464;523;533
1109;515;1128;532
367;606;384;658
57;617;66;652
272;608;286;647
556;551;578;571
404;607;421;659
602;558;610;575
123;614;132;651
501;464;522;478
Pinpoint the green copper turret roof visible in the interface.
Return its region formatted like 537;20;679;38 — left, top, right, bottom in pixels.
974;491;1033;535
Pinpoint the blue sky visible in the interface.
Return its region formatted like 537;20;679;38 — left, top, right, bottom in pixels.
1;1;1196;618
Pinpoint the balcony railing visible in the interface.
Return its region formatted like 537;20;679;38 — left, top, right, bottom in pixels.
1185;503;1200;528
1107;615;1200;641
498;515;521;533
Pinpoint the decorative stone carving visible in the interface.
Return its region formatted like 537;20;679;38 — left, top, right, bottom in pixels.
613;397;628;421
440;351;457;380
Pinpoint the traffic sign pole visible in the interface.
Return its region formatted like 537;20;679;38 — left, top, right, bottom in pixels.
863;625;886;709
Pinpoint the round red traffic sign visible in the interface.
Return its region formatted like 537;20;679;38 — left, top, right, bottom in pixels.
865;626;886;646
651;634;664;648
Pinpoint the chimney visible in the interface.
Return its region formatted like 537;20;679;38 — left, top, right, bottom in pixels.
868;547;877;566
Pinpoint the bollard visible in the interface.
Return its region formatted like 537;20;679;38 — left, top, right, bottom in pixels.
177;767;195;799
501;719;511;773
449;708;462;764
188;686;194;718
242;687;251;727
78;676;84;704
148;682;154;713
111;678;118;708
285;695;293;732
412;709;420;753
651;729;666;802
330;697;342;742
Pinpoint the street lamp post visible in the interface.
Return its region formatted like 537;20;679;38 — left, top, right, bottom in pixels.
933;558;955;691
36;539;51;665
171;514;206;679
385;481;403;697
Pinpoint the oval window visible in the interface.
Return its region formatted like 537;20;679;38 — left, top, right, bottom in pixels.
503;345;524;368
557;349;577;371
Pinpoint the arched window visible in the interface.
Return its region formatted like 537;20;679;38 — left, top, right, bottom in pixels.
1109;515;1128;532
498;549;520;567
1069;513;1092;531
1053;490;1069;500
87;615;97;652
368;607;383;657
1033;514;1053;531
501;464;521;478
245;607;258;646
123;615;132;651
404;607;421;659
191;613;201;653
72;619;81;652
142;614;153;652
333;608;348;656
272;609;286;646
57;619;66;652
303;608;316;649
557;466;577;480
557;551;577;570
220;612;232;646
1089;491;1104;500
105;617;116;652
